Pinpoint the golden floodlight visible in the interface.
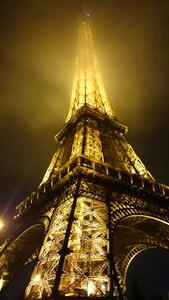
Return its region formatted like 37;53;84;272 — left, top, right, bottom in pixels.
0;220;3;230
34;274;41;283
0;278;4;291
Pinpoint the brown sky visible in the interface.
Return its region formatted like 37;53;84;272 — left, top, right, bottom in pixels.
0;1;169;297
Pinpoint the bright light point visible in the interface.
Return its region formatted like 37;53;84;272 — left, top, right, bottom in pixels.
0;220;3;230
87;281;95;296
86;13;90;17
101;283;106;290
34;274;41;282
0;278;4;291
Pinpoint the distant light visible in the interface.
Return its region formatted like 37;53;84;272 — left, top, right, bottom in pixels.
86;13;90;17
34;274;41;282
0;220;3;230
0;278;4;291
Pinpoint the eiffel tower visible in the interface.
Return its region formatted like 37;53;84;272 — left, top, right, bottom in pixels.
0;15;169;300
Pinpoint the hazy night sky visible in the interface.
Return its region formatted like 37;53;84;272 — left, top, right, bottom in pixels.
0;0;169;298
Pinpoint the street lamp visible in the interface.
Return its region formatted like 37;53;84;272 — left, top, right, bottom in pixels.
0;220;3;230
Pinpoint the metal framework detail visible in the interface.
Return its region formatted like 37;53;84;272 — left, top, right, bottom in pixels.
84;126;104;162
25;196;109;299
66;19;114;122
25;198;74;298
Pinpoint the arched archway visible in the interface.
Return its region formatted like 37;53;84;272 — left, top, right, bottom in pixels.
126;248;169;299
0;259;37;300
113;214;169;296
0;222;45;295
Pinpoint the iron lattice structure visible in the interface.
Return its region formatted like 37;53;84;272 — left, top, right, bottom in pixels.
1;16;169;300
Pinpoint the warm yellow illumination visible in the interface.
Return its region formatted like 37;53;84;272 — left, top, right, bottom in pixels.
87;281;96;296
66;19;114;123
0;278;4;291
0;220;3;230
65;291;77;297
25;197;109;299
101;282;106;291
34;274;41;283
39;16;154;188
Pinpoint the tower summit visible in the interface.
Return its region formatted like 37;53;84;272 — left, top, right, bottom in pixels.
1;15;169;300
66;16;114;122
41;15;153;186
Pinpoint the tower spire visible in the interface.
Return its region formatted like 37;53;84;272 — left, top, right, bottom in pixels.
40;15;154;186
66;16;114;122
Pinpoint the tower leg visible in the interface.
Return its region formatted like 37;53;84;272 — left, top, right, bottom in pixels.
107;195;126;300
52;179;81;297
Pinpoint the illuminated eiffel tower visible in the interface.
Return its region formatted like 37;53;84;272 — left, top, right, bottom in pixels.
1;15;169;300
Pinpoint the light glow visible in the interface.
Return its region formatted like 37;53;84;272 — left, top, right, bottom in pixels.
25;197;109;298
66;20;114;123
0;220;3;230
0;278;4;291
87;281;95;296
101;282;106;291
34;274;41;283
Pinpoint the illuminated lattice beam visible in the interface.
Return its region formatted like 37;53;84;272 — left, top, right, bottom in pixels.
25;197;109;299
66;18;114;122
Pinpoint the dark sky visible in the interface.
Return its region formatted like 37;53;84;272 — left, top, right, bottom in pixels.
0;0;169;298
